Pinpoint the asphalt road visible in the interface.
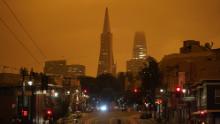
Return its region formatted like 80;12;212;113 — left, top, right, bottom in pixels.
58;111;157;124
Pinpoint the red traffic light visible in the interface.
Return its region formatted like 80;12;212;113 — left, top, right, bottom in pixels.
176;87;181;92
47;109;52;115
83;89;87;93
21;108;28;117
45;108;53;119
200;110;206;115
134;88;138;93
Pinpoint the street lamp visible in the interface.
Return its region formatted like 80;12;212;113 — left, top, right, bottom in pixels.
54;92;59;97
27;80;33;86
182;89;186;94
76;89;79;93
66;90;70;95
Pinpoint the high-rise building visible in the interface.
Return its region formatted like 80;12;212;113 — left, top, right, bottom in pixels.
97;8;116;76
126;32;147;90
127;59;146;74
133;31;147;59
127;32;147;75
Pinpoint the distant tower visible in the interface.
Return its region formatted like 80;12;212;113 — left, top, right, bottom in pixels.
97;8;116;76
133;32;147;59
127;31;147;75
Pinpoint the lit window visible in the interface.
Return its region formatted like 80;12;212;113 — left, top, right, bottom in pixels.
201;87;207;106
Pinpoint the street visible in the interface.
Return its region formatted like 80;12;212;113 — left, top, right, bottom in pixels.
58;111;158;124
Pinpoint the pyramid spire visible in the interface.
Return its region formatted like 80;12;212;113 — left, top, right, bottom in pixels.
103;7;111;33
97;8;116;76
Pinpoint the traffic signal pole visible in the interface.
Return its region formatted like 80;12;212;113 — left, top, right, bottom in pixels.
21;69;26;123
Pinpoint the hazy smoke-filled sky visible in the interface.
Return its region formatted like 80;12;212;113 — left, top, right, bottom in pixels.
0;0;220;76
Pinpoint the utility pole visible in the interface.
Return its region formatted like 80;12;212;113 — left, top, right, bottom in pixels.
20;68;28;123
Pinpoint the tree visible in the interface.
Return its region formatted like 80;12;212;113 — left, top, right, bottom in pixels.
78;76;97;95
96;73;119;102
140;56;160;101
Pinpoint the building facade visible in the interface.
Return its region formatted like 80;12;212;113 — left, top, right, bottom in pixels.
125;32;147;90
159;40;220;124
66;64;85;76
97;8;116;76
44;60;85;87
160;40;220;91
126;31;147;75
132;31;147;59
44;60;67;76
190;80;220;124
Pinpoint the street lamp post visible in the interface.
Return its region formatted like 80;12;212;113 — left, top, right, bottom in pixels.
20;68;37;124
28;80;34;124
20;68;28;123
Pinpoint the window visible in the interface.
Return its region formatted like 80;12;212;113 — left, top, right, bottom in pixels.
201;87;207;106
215;89;220;104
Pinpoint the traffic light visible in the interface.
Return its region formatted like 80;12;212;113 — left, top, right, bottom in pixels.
175;86;182;97
21;108;28;118
200;110;206;117
21;107;29;122
83;89;87;93
45;108;53;119
133;88;138;93
176;87;181;92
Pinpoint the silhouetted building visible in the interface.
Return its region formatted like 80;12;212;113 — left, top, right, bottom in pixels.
0;73;21;123
97;8;116;76
190;80;220;124
66;64;85;76
44;60;85;86
180;40;213;53
44;60;67;76
44;60;86;76
0;73;20;86
160;40;220;91
159;41;220;124
63;64;85;88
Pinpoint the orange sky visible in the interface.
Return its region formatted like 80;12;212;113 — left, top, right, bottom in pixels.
0;0;220;76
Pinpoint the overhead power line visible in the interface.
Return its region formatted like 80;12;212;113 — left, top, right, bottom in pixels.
1;0;47;59
0;17;41;64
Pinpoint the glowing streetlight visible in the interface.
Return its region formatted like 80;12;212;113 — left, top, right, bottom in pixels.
27;80;33;86
54;92;59;97
66;90;70;95
182;89;186;94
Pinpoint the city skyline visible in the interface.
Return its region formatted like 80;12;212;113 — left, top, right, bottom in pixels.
0;0;220;76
